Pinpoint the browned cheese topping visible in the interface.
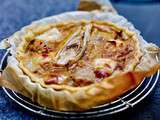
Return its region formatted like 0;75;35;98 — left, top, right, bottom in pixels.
17;21;138;87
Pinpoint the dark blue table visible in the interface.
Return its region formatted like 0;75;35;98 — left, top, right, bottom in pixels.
0;0;160;120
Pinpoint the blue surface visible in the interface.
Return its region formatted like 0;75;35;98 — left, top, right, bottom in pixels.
113;3;160;46
0;0;160;120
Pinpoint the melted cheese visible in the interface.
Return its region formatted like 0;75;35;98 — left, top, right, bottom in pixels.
93;58;117;71
36;28;61;42
25;56;51;72
73;66;96;81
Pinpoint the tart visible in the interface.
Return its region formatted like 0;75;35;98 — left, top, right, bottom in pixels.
0;12;159;111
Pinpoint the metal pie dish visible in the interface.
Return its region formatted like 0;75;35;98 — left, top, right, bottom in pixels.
0;11;159;119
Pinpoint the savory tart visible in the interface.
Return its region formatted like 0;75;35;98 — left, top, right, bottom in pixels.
1;12;159;111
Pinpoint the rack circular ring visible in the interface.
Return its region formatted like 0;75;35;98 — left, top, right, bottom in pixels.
0;48;159;119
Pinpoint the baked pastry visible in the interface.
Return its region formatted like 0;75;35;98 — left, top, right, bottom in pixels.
0;12;159;111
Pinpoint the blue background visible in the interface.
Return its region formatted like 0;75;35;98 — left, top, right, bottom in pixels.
0;0;160;120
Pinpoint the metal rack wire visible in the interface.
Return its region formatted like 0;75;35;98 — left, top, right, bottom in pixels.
1;49;159;119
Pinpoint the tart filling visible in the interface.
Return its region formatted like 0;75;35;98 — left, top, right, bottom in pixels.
16;21;141;87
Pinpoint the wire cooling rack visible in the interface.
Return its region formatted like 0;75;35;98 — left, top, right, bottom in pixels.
0;48;159;119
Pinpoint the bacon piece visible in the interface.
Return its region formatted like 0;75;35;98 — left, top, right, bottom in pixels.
108;40;116;46
42;53;48;58
94;70;111;78
44;77;58;84
74;79;93;87
29;40;35;44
